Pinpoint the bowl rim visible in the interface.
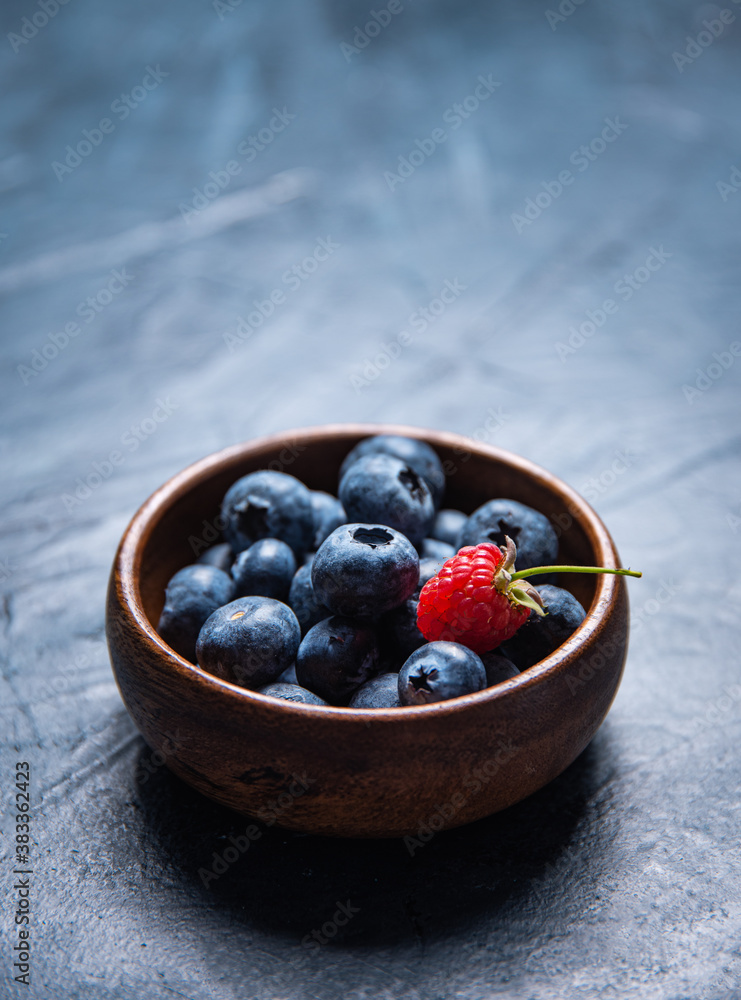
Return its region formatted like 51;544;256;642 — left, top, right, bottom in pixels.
111;422;625;724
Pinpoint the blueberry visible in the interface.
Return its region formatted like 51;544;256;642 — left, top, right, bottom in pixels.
339;454;435;547
196;596;301;689
196;543;234;572
480;651;520;687
376;642;408;676
312;523;419;618
398;642;486;705
279;661;298;684
383;595;426;658
378;554;440;662
339;435;446;508
231;538;296;600
421;537;455;561
295;615;380;705
157;564;235;663
221;470;314;558
310;491;346;549
287;563;330;635
430;508;467;546
501;584;586;669
456;498;558;573
259;682;328;706
349;673;401;709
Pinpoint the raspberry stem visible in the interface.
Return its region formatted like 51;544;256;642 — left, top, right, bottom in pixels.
509;565;642;580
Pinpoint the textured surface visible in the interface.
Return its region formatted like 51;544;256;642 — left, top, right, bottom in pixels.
2;0;740;996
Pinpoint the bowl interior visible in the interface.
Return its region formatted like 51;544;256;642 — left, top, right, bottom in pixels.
135;426;603;639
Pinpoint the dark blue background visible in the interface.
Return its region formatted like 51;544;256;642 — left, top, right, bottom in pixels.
2;1;740;997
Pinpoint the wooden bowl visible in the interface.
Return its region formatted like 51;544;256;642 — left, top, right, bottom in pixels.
106;424;630;839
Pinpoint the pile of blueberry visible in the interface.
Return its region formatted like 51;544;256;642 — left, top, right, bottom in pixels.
156;435;586;708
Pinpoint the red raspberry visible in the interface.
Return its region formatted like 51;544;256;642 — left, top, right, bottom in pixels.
417;542;538;654
417;536;642;656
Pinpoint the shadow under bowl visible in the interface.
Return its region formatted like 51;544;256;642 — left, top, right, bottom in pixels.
106;423;630;838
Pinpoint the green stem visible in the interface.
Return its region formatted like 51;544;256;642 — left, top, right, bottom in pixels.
510;565;642;581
